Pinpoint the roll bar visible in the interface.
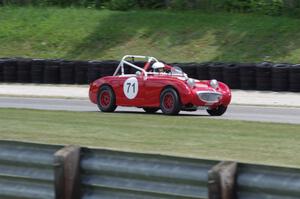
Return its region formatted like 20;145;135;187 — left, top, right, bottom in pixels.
113;55;159;77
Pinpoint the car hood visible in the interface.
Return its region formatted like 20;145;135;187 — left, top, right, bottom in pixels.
151;74;220;92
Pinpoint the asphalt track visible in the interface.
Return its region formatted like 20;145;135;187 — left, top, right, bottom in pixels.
0;96;299;124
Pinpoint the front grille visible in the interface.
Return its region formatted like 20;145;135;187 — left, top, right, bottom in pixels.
197;91;222;103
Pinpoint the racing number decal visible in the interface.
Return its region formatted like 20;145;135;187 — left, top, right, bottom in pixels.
123;77;138;99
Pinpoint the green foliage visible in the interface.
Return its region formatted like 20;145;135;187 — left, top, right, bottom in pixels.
220;0;252;12
217;0;283;15
106;0;137;11
250;0;283;16
169;0;188;10
1;0;107;8
0;0;297;17
137;0;165;9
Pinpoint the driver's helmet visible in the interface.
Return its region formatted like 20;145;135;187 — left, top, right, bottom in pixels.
152;62;165;72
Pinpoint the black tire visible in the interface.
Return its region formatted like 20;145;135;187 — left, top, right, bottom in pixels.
3;59;18;82
44;65;60;84
223;63;240;89
0;61;3;82
196;62;210;80
87;61;102;83
60;61;75;84
239;63;256;90
160;88;181;115
272;64;290;91
181;63;197;79
100;60;119;77
97;85;117;112
74;61;88;84
143;107;159;113
207;105;227;116
289;64;300;92
31;59;45;83
17;58;32;83
256;62;272;90
209;62;224;82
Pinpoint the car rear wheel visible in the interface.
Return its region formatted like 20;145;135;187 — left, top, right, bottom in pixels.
207;105;227;116
143;107;159;113
97;85;117;112
160;88;181;115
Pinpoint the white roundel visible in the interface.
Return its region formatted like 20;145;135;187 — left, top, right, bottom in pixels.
123;77;138;99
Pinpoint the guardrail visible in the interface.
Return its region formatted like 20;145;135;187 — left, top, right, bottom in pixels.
0;140;300;199
0;140;60;199
81;148;217;199
237;163;300;199
0;58;300;92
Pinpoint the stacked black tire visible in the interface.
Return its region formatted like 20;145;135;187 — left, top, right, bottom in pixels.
17;58;32;83
289;64;300;92
101;60;119;77
0;57;300;92
272;64;290;91
223;63;240;89
60;61;75;84
180;63;198;79
196;62;210;80
239;63;256;90
0;59;4;82
44;60;61;84
256;62;272;90
74;61;88;84
31;59;45;83
87;61;102;83
208;62;224;82
3;58;18;82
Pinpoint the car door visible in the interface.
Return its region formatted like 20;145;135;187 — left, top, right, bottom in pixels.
143;75;166;107
114;75;145;107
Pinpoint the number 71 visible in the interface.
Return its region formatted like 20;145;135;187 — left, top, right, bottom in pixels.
126;82;136;93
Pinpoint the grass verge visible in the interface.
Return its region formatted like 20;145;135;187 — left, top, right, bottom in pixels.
1;7;300;62
0;108;299;167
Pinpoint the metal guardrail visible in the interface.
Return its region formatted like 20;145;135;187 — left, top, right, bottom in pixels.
0;140;300;199
80;148;217;199
0;140;60;199
237;163;300;199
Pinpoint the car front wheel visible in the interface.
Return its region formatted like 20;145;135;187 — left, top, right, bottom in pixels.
97;85;117;112
207;105;227;116
160;88;181;115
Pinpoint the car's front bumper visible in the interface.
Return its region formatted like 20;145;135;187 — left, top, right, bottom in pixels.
187;88;231;108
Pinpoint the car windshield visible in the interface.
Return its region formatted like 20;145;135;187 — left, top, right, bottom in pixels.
170;66;186;77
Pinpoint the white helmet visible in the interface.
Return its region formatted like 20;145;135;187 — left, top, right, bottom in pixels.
152;62;165;69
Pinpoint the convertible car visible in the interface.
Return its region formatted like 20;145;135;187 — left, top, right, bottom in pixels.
89;55;231;115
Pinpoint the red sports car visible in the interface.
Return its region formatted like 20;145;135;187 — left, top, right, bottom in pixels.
89;55;231;115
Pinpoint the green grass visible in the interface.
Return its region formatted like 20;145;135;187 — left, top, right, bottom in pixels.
1;108;300;167
1;7;300;62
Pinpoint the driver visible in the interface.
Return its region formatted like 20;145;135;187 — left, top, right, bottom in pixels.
152;62;165;73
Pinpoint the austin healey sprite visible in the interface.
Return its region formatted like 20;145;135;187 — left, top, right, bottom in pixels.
89;55;231;115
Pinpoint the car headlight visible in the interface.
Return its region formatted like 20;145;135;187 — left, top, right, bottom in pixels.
187;78;196;88
210;79;219;89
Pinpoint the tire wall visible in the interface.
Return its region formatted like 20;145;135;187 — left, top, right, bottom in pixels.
0;57;299;92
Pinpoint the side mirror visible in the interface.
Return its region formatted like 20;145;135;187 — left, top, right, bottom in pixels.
136;71;141;76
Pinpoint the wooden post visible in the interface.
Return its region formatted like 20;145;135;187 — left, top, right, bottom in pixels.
208;161;237;199
54;145;81;199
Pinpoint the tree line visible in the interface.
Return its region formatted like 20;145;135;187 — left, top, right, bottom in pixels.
0;0;300;17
